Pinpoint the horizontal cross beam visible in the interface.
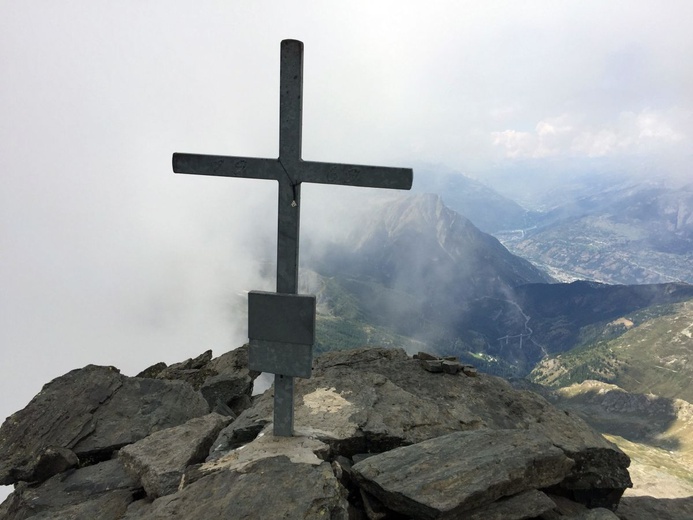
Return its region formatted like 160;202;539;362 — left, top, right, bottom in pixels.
173;39;413;437
173;153;413;190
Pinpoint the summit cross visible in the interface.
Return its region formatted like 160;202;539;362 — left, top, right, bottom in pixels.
173;39;412;436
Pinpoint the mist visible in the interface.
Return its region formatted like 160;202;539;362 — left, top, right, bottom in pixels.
2;0;693;502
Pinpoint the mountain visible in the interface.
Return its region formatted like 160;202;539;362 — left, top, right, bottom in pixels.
529;298;693;402
525;298;693;509
309;193;552;354
306;194;693;377
497;181;693;285
412;166;536;233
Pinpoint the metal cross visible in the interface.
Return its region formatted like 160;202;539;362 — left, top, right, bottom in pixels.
173;39;412;436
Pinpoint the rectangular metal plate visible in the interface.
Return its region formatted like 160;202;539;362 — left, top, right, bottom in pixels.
249;340;313;378
248;291;316;345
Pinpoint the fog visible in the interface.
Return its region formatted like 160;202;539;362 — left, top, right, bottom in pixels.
2;0;692;501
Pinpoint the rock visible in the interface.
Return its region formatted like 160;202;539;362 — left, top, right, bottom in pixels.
135;362;167;379
442;360;461;374
352;429;573;519
0;365;209;485
465;489;556;520
421;359;444;372
359;489;388;519
207;344;260;379
152;350;215;389
537;494;621;519
199;373;253;415
194;427;330;481
29;446;79;484
577;509;621;519
123;456;349;519
119;413;232;498
212;347;630;512
74;377;210;459
462;365;478;377
0;346;635;518
617;495;693;520
0;459;140;519
417;353;468;375
19;491;136;520
141;346;259;411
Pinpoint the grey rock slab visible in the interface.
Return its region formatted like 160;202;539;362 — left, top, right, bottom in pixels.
27;446;79;484
199;372;253;415
206;344;259;377
351;429;574;519
576;509;621;519
190;427;330;486
151;350;215;390
0;365;122;484
123;456;349;519
0;365;209;486
119;413;232;498
616;495;693;520
213;347;630;511
325;348;632;505
211;369;456;459
210;347;631;509
0;459;139;519
71;375;210;458
17;490;135;520
464;489;556;520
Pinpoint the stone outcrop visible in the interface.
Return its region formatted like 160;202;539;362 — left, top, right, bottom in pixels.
352;429;574;518
213;348;631;508
122;457;349;519
0;459;140;520
1;346;636;519
118;413;232;498
0;365;209;486
137;344;259;415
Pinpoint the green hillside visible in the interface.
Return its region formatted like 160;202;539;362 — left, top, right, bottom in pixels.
313;276;426;355
529;299;693;402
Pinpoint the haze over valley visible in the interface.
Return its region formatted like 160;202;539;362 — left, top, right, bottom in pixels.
3;1;693;510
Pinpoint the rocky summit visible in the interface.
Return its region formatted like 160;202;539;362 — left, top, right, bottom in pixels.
0;346;635;519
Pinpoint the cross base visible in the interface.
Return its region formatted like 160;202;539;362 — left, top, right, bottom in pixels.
273;375;294;437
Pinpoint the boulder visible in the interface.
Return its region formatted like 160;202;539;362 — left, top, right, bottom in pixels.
351;429;573;519
122;456;349;519
539;494;622;519
119;413;232;498
464;490;557;520
199;373;252;416
0;346;635;517
212;347;631;510
27;446;79;484
147;350;215;389
0;459;140;520
617;495;693;520
0;365;209;485
138;346;259;413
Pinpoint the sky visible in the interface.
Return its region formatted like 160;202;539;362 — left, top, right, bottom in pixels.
1;0;692;498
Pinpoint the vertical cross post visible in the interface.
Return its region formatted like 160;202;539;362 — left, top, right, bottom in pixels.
173;40;412;436
275;39;303;436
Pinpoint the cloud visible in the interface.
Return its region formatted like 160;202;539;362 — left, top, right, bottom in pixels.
2;6;693;506
492;109;689;159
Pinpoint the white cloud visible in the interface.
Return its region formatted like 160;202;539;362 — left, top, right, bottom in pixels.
493;109;689;159
2;5;693;496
